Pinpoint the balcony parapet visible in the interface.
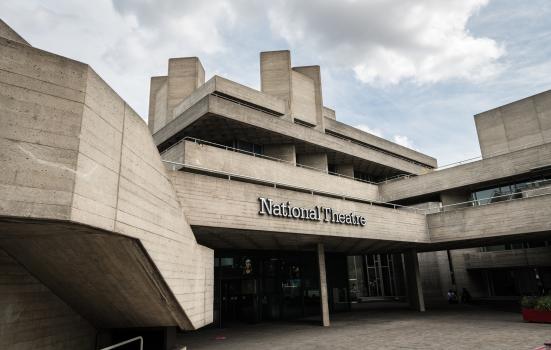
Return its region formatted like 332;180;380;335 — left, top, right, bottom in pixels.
464;247;551;269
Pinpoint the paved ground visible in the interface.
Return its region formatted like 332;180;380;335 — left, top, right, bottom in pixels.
176;304;551;350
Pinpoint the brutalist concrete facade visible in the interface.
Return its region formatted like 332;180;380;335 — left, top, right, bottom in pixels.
2;19;551;349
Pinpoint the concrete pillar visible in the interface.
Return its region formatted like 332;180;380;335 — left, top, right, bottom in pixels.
263;144;296;164
296;153;328;172
336;164;354;178
404;250;425;312
440;189;471;210
167;57;205;119
317;242;330;327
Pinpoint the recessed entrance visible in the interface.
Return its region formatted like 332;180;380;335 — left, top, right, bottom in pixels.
214;250;355;326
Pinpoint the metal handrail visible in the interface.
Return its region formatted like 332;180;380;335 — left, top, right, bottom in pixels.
166;136;379;185
377;139;551;183
434;182;551;213
100;336;143;350
434;139;550;171
164;159;551;215
162;160;425;213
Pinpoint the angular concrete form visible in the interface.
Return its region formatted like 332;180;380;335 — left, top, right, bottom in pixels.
0;26;212;349
2;19;551;349
476;90;551;158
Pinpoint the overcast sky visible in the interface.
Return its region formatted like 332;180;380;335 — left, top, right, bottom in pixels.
2;0;551;165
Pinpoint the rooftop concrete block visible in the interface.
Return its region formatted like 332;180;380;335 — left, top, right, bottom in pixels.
168;57;205;115
148;75;168;134
293;66;325;130
290;69;317;126
260;50;292;110
475;89;551;158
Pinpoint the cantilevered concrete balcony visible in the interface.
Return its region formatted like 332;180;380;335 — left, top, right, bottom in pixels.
323;117;437;169
379;142;551;202
153;93;432;178
169;170;430;254
427;192;551;247
161;139;380;202
464;247;551;270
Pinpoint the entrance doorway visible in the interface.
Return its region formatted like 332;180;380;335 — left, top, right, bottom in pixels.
214;251;321;326
348;254;406;301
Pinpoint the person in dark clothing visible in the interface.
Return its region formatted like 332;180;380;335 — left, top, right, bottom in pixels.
447;289;458;304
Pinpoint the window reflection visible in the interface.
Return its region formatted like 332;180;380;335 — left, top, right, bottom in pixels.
471;177;551;206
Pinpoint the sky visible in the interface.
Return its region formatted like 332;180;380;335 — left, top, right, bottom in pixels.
2;0;551;166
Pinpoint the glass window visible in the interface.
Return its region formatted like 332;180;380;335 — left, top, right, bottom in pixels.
354;171;372;182
234;140;263;155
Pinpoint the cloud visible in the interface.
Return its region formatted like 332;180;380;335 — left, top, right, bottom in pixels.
111;0;238;55
355;125;419;151
268;0;505;85
393;135;417;150
355;124;383;138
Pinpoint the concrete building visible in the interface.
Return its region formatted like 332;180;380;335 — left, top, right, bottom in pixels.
1;20;551;349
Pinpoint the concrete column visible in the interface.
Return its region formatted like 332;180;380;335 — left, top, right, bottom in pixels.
263;144;296;164
317;242;330;327
296;153;328;172
336;164;354;177
404;250;426;312
440;189;471;210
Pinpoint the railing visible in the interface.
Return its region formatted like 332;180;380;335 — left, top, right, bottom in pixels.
162;160;425;213
213;91;437;171
434;182;551;213
164;136;379;185
379;139;551;183
100;336;143;350
164;159;551;216
436;138;551;171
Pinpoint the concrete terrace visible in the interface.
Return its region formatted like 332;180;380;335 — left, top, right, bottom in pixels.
176;305;551;350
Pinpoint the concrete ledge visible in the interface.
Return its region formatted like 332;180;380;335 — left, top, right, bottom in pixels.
171;171;430;244
427;193;551;243
324;117;437;168
464;246;551;269
177;140;380;202
380;142;551;202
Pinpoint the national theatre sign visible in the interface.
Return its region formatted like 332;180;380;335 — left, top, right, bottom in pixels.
258;197;366;226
